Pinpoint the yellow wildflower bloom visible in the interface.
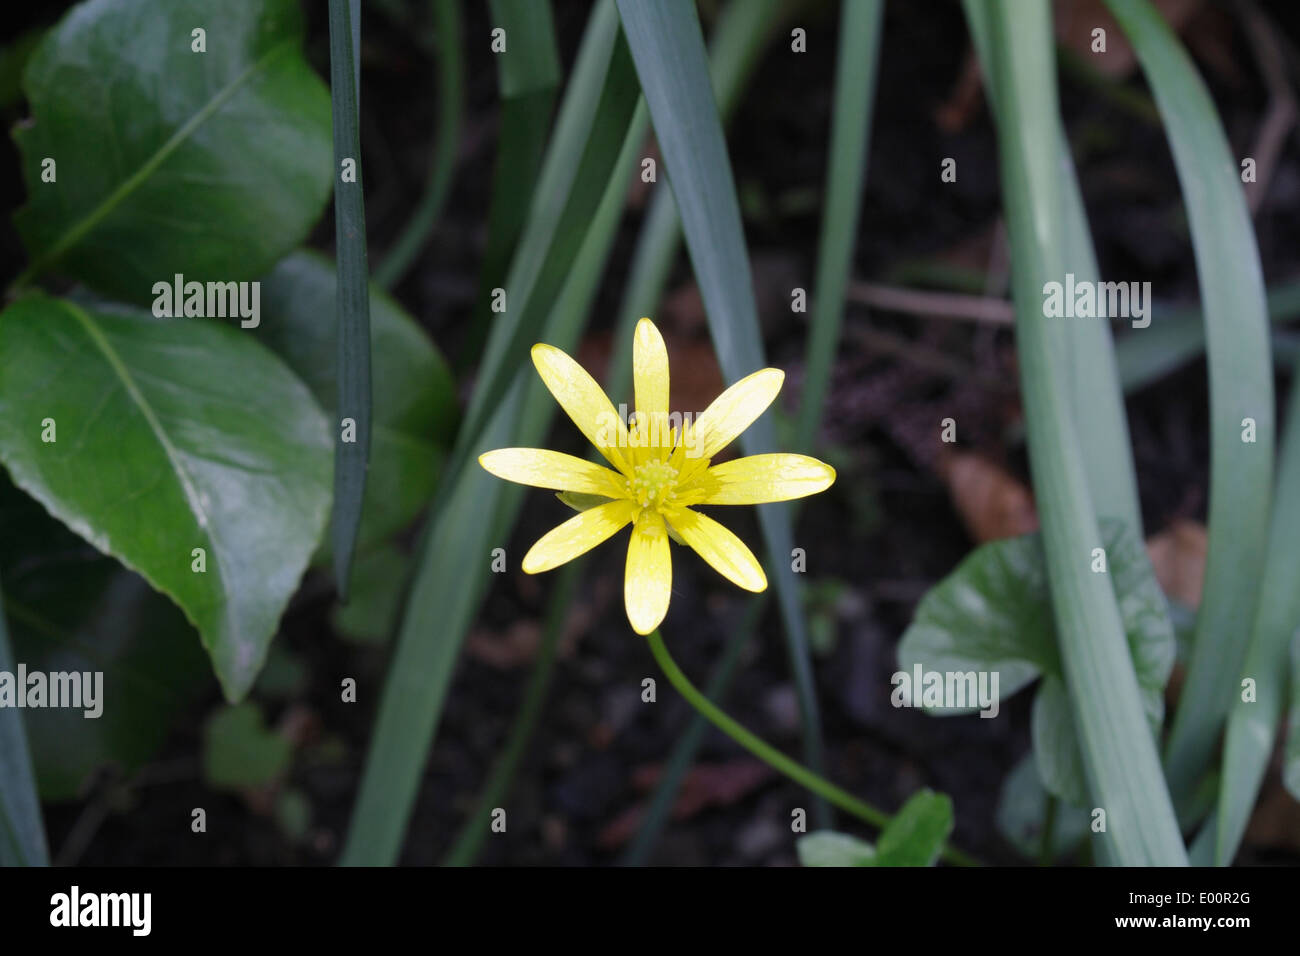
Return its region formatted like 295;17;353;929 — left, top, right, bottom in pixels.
479;318;836;635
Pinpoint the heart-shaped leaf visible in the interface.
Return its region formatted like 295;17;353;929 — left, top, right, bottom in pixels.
257;251;457;558
899;519;1174;803
0;295;331;700
13;0;331;301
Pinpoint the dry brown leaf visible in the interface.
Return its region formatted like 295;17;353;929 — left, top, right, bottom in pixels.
938;450;1039;544
1144;519;1207;610
1054;0;1201;77
597;759;775;849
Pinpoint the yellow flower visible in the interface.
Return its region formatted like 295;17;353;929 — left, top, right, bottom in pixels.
479;318;836;635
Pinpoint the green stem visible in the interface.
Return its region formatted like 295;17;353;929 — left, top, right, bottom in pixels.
645;629;977;867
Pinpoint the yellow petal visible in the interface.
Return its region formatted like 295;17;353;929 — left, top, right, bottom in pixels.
633;317;670;435
625;509;672;634
664;507;766;592
480;448;628;497
690;368;784;460
522;499;638;574
531;343;631;474
696;453;836;505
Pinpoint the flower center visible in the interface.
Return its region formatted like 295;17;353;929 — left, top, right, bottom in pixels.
629;460;679;510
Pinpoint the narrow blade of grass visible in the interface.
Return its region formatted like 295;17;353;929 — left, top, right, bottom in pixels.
374;0;464;290
610;0;785;860
1215;357;1300;863
615;0;831;826
328;0;373;601
965;0;1142;534
0;587;48;865
458;0;562;370
1105;0;1276;804
794;0;883;455
984;0;1186;865
1116;279;1300;392
339;13;645;863
442;2;640;499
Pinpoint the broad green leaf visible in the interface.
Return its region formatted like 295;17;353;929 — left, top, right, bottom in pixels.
0;586;48;863
0;295;331;700
203;702;292;790
1;476;210;801
995;754;1088;861
797;831;875;867
259;250;454;558
12;0;331;302
874;789;954;867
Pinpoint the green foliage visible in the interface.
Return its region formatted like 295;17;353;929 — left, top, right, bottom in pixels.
0;296;331;701
12;0;331;299
203;702;292;791
798;790;953;867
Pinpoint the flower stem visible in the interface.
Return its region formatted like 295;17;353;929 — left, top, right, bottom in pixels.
646;629;978;866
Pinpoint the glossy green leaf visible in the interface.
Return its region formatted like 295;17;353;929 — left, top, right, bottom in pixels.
12;0;332;301
1;476;210;801
259;251;454;559
203;702;292;791
0;295;331;701
797;831;875;867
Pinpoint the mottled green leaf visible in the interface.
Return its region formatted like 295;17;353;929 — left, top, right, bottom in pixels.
13;0;331;301
0;294;331;700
